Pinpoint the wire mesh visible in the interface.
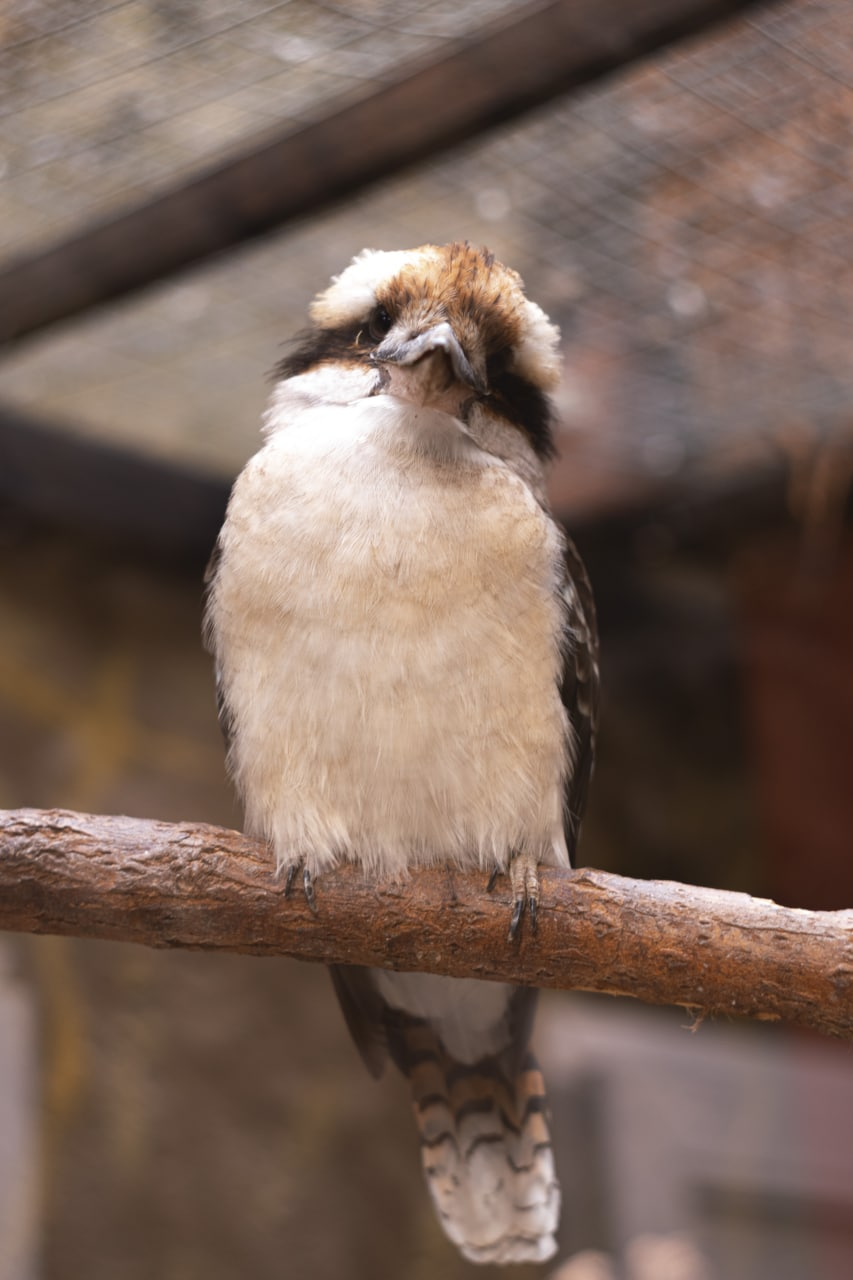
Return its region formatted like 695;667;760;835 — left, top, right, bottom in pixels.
1;0;852;510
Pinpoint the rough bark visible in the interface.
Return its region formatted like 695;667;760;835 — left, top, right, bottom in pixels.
2;807;851;1039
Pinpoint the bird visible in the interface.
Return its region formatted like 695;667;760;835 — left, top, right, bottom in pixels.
204;242;599;1265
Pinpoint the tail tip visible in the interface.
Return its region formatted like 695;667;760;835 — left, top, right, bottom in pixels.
460;1230;559;1265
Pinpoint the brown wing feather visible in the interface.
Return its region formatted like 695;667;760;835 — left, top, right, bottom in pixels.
328;964;389;1079
560;534;600;861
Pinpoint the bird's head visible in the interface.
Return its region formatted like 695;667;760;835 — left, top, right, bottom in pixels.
277;243;562;461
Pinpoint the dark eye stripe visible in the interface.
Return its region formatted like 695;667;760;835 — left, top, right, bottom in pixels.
485;368;556;461
273;322;373;380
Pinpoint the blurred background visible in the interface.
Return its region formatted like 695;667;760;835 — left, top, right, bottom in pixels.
2;0;853;1277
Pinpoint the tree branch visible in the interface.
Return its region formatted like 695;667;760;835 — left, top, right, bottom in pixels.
2;808;851;1039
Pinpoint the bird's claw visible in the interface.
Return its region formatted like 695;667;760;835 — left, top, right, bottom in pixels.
509;852;541;941
303;865;318;914
488;856;541;941
508;894;525;941
283;860;319;915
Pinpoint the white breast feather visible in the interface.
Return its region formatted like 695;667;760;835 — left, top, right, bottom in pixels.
210;386;571;879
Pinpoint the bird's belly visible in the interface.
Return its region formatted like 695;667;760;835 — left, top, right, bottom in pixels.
216;416;570;877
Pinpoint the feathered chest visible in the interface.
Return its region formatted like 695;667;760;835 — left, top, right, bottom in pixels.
209;396;571;875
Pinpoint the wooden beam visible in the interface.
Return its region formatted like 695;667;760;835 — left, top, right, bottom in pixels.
2;403;824;570
0;407;229;562
0;0;767;345
2;808;852;1040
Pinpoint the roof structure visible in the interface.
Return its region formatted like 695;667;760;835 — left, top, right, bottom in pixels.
1;0;852;530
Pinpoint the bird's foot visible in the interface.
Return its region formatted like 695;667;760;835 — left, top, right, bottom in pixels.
486;852;541;941
283;861;319;915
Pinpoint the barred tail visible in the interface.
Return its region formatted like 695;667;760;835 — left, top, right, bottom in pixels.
391;1019;560;1265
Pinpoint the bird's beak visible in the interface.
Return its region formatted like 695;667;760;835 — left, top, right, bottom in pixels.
372;321;487;395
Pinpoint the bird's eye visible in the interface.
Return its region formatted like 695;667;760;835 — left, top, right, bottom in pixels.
368;306;393;341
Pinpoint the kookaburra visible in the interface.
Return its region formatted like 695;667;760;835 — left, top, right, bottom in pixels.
205;243;599;1265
